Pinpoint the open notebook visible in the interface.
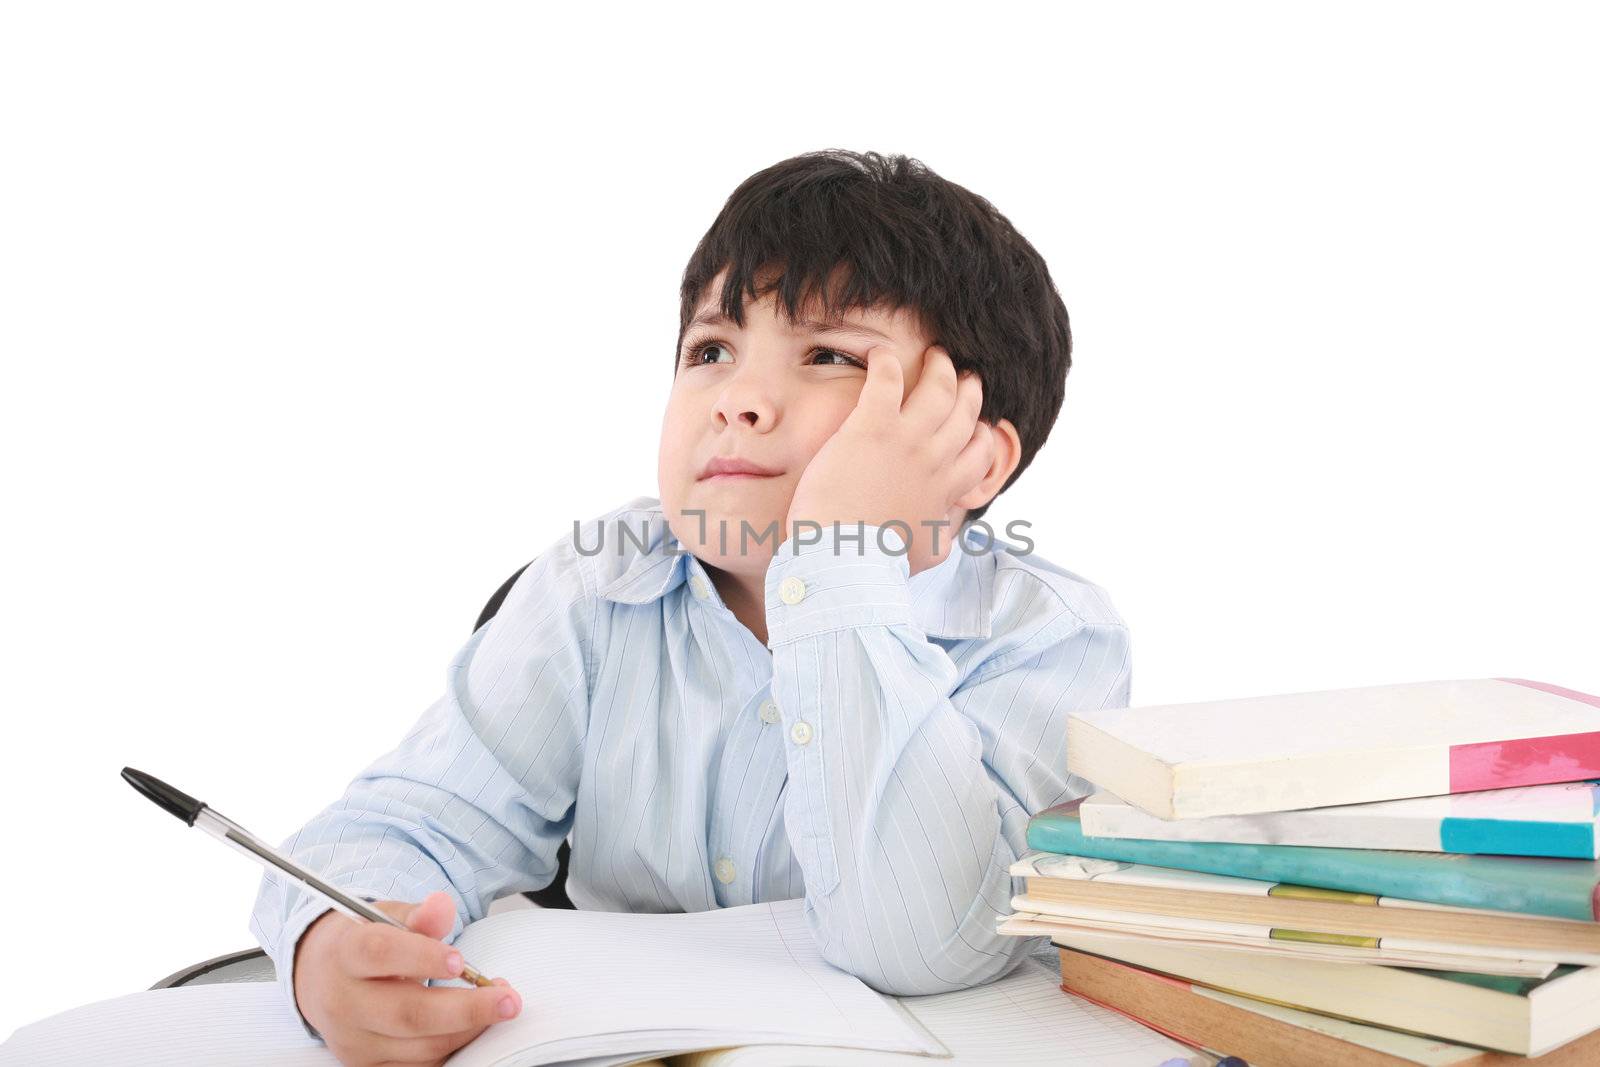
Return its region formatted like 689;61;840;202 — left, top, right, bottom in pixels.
673;956;1200;1066
0;900;1193;1066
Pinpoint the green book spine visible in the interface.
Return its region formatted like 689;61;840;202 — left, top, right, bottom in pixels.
1027;802;1600;921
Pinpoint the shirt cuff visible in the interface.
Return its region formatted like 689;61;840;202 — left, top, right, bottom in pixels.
270;891;381;1042
764;523;914;646
257;880;465;1042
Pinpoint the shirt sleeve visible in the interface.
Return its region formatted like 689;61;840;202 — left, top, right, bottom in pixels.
247;540;595;1039
763;523;1130;996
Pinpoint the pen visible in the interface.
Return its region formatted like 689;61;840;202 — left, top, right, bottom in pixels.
121;766;494;988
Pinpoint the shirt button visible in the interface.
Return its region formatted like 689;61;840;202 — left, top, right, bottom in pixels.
714;857;736;884
779;576;807;605
789;720;814;746
689;575;711;600
759;700;780;724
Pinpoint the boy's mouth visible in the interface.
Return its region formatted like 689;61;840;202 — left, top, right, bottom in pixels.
699;456;784;479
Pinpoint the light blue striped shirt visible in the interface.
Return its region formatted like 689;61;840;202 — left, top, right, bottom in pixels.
249;495;1131;1036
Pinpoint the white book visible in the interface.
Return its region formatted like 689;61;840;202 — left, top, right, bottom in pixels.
0;901;1193;1067
0;900;939;1067
673;957;1197;1066
1066;677;1600;819
1079;780;1600;857
998;911;1558;977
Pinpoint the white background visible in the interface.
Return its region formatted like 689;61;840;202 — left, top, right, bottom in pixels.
3;0;1596;1043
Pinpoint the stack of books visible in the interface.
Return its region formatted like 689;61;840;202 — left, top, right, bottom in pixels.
999;677;1600;1066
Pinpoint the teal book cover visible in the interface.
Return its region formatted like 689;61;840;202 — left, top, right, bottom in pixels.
1027;799;1600;921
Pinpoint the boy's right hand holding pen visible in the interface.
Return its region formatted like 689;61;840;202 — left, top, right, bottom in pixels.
293;890;522;1067
117;768;524;1067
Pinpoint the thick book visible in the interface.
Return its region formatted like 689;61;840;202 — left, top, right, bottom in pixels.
1049;928;1600;1056
1009;849;1600;963
1058;943;1600;1066
1080;780;1600;858
1066;677;1600;818
1027;800;1600;921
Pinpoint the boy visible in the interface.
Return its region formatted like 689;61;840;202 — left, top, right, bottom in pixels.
251;149;1129;1067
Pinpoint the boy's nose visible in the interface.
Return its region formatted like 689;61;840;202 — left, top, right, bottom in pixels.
713;381;775;431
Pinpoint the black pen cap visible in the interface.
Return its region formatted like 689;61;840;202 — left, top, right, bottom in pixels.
121;767;206;826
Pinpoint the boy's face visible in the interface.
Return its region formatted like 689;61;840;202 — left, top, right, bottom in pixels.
658;266;942;581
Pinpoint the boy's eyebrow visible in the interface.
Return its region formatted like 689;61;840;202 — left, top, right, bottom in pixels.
687;308;892;343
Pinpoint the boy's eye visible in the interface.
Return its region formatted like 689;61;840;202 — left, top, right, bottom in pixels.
684;341;731;366
679;340;865;370
810;349;865;368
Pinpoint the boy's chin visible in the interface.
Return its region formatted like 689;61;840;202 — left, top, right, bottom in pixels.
676;527;781;571
664;500;792;557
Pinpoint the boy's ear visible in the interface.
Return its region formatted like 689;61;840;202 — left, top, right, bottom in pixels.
954;417;1022;511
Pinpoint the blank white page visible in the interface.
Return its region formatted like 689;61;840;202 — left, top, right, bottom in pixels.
670;957;1194;1066
441;898;944;1067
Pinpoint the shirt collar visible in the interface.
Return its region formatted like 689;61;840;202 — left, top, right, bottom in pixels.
593;498;994;641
